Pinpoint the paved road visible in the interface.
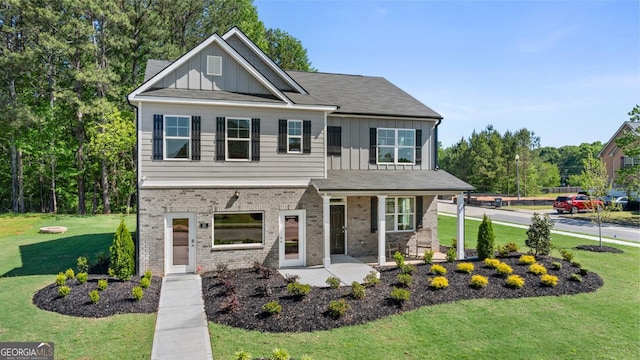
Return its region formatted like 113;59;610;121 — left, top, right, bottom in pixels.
438;200;640;244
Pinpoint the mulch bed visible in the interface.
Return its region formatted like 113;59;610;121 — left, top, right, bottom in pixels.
33;275;161;317
202;254;603;333
576;245;624;253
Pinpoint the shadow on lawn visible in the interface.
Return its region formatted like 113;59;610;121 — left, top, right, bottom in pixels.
1;233;113;277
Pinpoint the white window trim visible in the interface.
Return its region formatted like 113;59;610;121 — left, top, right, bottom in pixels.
212;211;265;249
163;115;191;161
225;117;251;161
385;196;415;232
377;128;416;165
287;119;303;154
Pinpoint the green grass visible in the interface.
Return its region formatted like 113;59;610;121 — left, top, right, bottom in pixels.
209;215;640;359
0;214;154;359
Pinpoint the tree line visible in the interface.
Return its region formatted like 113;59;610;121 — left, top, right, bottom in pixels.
0;0;313;214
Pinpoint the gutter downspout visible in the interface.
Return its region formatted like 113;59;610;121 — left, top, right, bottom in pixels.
434;118;442;170
126;96;140;276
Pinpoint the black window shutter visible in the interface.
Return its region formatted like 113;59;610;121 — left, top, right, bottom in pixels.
303;120;311;154
371;196;378;233
415;129;422;165
215;117;225;161
278;119;287;153
191;116;201;161
152;114;163;160
369;128;377;164
251;118;260;161
416;196;423;228
327;126;341;156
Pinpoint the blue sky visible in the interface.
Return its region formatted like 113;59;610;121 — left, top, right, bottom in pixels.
254;0;639;148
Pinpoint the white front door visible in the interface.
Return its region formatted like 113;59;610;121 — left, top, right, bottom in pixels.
165;213;196;274
279;210;306;268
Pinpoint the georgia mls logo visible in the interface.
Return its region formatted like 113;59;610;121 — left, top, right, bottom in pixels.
0;342;54;360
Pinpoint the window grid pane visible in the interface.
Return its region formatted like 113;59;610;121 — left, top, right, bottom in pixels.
227;119;251;159
385;197;414;232
165;116;190;159
376;128;416;164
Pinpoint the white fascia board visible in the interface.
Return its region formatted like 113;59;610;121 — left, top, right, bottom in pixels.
137;101;143;183
140;179;311;189
222;28;308;95
329;113;439;122
317;190;465;197
130;95;337;112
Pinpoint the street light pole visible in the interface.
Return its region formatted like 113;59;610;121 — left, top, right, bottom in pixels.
515;154;521;200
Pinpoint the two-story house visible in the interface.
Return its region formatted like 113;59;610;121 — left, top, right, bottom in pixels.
128;28;473;276
599;121;640;187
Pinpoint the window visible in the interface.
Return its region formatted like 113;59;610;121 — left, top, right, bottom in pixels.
165;116;190;159
288;120;302;153
622;156;639;168
385;197;414;232
213;212;264;246
227;118;251;160
377;128;415;164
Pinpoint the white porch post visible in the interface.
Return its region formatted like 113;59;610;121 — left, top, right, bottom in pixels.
377;195;387;266
456;193;465;260
322;195;331;267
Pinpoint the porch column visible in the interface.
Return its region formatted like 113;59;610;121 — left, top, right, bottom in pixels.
456;193;465;260
322;195;331;267
377;195;387;266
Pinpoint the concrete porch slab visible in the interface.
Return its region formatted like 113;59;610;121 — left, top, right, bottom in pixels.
278;255;378;287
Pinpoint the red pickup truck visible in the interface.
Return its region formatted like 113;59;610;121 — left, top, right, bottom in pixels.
553;195;603;214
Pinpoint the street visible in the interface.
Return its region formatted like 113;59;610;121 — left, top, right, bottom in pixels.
438;200;640;244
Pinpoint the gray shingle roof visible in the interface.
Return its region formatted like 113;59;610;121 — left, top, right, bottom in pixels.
311;170;474;193
140;88;284;104
144;60;172;82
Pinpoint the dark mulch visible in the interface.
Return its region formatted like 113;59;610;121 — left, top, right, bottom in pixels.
33;275;161;317
576;245;624;253
202;255;603;333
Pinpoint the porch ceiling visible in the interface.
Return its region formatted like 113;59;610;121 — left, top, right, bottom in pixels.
311;170;474;196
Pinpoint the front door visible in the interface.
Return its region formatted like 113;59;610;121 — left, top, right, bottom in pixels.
165;213;196;274
330;204;346;254
279;210;305;267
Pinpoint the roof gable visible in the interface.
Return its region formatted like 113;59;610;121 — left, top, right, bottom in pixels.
599;121;639;157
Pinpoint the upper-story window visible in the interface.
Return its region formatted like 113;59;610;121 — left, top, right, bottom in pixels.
165;116;190;159
227;118;251;160
377;128;415;164
278;119;311;154
622;156;639;168
288;120;302;153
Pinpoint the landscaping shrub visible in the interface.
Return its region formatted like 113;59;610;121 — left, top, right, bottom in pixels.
351;282;366;300
363;271;380;287
456;262;474;273
143;270;152;280
446;248;456;262
285;274;300;284
58;286;71;297
430;276;449;289
222;278;236;294
89;289;100;304
540;274;559;287
570;273;583;282
132;286;144;301
484;258;500;269
232;350;251;360
495;262;513;276
77;256;89;274
221;293;240;312
477;214;496;260
551;262;563;270
397;273;412;287
140;277;151;289
579;268;589;276
506;242;519;252
108;219;135;281
327;299;351;319
497;245;509;257
270;348;290;360
97;279;108;291
470;275;488;289
423;250;434;264
255;284;272;297
325;276;341;289
393;251;405;267
287;282;311;297
76;272;88;284
506;275;525;289
401;264;417;275
262;301;282;316
430;264;447;275
528;263;547;275
518;255;536;265
571;260;582;268
55;273;66;286
65;268;75;280
390;287;410;303
559;249;574;262
525;213;553;255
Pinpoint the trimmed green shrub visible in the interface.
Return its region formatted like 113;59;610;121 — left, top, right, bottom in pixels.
551;262;563;270
484;258;500;269
262;301;282;315
97;279;108;291
495;262;513;276
140;277;151;289
540;274;558;287
55;273;66;286
423;250;434;264
232;350;251;360
401;264;417;275
351;282;366;300
525;212;553;255
430;276;449;289
476;214;495;260
77;272;88;284
132;286;144;301
270;348;290;360
456;262;474;273
506;242;519;252
89;289;100;304
528;263;547;275
108;219;135;281
579;268;589;276
470;275;488;289
363;271;380;287
390;287;410;303
393;251;405;267
497;245;509;257
325;276;341;289
77;256;89;274
571;260;582;268
559;249;574;262
287;282;311;297
446;248;456;262
143;270;152;280
430;264;447;275
570;273;583;282
327;299;351;319
58;286;71;297
397;273;412;287
518;255;536;265
506;275;525;289
65;268;75;280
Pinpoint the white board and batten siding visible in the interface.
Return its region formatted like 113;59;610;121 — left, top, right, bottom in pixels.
140;103;325;181
327;116;436;170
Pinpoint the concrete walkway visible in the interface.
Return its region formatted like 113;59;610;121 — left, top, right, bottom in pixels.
151;274;213;360
278;255;378;287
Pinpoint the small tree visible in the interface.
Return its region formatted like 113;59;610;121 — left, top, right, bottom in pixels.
476;214;495;260
579;153;614;248
109;219;135;280
525;213;553;256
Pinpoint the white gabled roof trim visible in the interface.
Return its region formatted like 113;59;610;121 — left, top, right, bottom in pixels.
598;122;634;158
222;27;308;95
132;95;337;111
128;33;291;104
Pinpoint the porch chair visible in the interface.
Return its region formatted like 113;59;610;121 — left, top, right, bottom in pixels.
414;228;432;258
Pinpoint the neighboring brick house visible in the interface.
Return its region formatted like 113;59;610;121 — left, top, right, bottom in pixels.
128;28;473;275
599;121;640;186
